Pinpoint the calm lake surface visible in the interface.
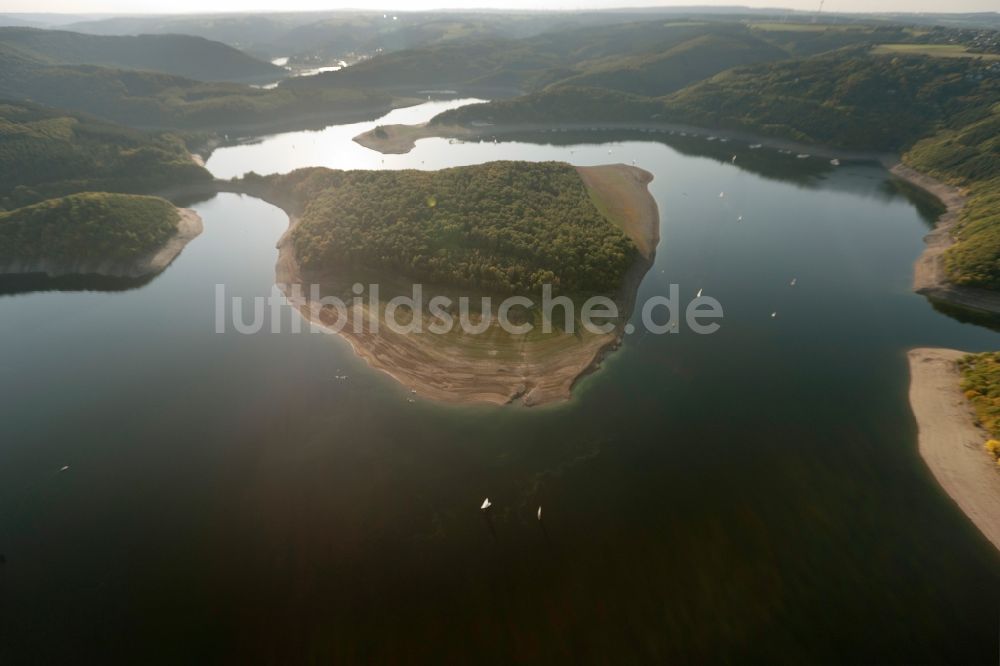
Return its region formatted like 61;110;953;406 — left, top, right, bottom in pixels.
2;99;1000;663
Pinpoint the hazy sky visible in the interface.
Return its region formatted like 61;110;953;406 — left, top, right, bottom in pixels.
3;0;998;15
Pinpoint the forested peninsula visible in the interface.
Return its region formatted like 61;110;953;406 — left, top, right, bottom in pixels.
235;160;660;405
0;100;208;278
0;192;202;278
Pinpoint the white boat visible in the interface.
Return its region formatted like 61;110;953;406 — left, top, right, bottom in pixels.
830;158;841;166
481;498;492;511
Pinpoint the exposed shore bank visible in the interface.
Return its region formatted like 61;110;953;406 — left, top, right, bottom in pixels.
889;164;1000;316
255;164;659;406
0;207;203;280
908;348;1000;554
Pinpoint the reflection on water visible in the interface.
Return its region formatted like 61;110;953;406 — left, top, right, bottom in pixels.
501;127;838;185
885;175;949;226
930;298;1000;332
0;272;156;297
206;97;488;178
2;101;1000;663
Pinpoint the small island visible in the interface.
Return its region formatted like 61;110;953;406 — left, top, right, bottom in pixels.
354;122;473;154
908;348;1000;553
238;160;659;406
0;192;202;279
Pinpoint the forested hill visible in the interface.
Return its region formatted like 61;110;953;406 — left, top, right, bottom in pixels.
432;48;999;151
0;192;182;263
58;10;810;64
245;162;638;296
0;100;208;274
0;46;397;131
0;100;210;210
662;49;1000;151
0;27;284;83
288;19;922;95
286;21;795;94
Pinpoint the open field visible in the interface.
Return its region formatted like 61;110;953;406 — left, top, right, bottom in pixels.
873;44;1000;59
748;22;863;32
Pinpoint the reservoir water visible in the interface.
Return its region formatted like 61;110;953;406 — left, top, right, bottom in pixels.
2;100;999;663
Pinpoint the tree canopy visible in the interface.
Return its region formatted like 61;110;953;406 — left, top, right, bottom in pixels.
0;100;210;210
0;192;180;262
257;162;638;295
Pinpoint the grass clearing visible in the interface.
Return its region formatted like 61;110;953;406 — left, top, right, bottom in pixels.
873;44;1000;60
748;22;862;32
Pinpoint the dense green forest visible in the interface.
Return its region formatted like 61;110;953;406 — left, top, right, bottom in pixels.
0;47;398;131
0;192;180;262
249;162;637;295
435;48;998;150
545;31;787;97
660;49;1000;151
0;100;210;210
906;106;1000;289
0;99;205;271
0;27;284;83
292;18;958;96
61;10;650;62
290;21;795;93
60;10;869;63
958;352;1000;465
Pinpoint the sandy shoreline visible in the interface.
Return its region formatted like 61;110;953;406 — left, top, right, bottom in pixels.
908;348;1000;554
261;163;659;406
0;207;203;279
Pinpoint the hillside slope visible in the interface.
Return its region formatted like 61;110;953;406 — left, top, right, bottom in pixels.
0;46;398;132
291;21;792;94
0;27;284;83
0;192;180;263
0;100;210;209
